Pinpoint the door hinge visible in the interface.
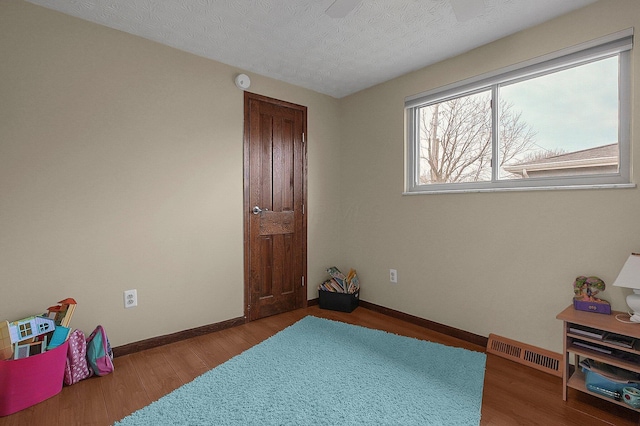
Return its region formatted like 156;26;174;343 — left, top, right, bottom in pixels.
301;276;305;287
302;204;305;215
302;133;305;144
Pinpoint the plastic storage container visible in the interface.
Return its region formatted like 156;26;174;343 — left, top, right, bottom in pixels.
0;341;69;416
583;367;640;400
318;290;359;313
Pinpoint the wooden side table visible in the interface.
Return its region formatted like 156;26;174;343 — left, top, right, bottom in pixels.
557;305;640;411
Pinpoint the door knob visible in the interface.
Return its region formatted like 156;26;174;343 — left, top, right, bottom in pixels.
252;206;268;215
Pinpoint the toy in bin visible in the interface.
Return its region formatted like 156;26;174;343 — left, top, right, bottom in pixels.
0;297;77;416
573;276;611;314
622;387;640;408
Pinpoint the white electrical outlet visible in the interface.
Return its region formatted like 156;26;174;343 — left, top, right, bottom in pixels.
390;269;398;284
124;289;138;308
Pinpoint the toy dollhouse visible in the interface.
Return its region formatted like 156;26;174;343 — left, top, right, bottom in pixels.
0;316;56;360
0;322;12;360
9;316;55;342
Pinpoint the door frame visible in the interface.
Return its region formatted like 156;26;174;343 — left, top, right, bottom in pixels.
242;91;308;321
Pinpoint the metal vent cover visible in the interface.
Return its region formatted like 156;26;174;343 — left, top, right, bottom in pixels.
487;333;563;377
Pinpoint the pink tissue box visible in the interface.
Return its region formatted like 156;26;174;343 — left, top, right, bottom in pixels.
0;341;68;416
573;298;611;315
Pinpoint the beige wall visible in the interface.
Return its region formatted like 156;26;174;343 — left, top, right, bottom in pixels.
339;0;640;352
2;0;638;354
0;0;341;346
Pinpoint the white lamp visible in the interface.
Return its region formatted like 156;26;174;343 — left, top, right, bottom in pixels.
613;253;640;322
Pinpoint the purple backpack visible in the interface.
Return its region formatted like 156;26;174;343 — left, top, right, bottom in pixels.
86;325;114;376
64;329;93;385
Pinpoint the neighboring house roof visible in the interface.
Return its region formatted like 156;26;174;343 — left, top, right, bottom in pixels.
503;143;618;178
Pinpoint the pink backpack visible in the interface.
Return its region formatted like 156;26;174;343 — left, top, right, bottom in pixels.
63;329;93;385
86;325;114;376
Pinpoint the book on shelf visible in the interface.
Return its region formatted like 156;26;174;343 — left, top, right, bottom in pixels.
573;341;612;354
602;332;636;349
610;348;640;363
568;326;606;340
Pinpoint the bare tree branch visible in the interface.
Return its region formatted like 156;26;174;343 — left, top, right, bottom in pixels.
418;92;537;184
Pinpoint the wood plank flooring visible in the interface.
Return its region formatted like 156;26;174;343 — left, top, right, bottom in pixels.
1;306;639;425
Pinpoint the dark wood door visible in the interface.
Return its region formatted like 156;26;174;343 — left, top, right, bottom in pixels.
243;92;307;321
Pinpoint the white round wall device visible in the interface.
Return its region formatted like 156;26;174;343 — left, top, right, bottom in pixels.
235;74;251;90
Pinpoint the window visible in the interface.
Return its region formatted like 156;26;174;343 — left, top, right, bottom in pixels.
405;29;633;193
19;322;32;339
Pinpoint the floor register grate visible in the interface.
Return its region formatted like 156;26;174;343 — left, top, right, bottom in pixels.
487;333;563;377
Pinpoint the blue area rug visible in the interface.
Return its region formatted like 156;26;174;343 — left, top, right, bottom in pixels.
115;316;486;425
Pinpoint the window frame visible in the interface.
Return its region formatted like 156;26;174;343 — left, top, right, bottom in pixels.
405;29;634;194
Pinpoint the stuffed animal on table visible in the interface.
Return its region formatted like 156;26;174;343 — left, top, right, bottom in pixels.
573;276;606;302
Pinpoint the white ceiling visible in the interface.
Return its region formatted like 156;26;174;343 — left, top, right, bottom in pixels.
26;0;598;98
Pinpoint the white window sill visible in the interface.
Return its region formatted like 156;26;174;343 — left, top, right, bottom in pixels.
403;183;636;195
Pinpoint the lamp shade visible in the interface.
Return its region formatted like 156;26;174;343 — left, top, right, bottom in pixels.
613;254;640;290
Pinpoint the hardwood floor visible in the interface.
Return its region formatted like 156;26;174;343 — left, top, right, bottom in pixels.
1;306;639;425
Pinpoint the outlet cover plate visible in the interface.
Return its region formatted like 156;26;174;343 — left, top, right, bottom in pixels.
124;289;138;308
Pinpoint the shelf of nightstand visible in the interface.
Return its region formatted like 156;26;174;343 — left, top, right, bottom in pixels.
566;332;640;355
566;340;640;372
568;369;640;413
557;305;640;411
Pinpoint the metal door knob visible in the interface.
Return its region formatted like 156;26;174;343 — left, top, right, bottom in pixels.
252;206;268;215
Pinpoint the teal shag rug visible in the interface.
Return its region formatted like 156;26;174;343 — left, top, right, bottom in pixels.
115;316;486;425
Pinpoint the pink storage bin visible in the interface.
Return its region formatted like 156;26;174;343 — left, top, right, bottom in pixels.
0;341;68;416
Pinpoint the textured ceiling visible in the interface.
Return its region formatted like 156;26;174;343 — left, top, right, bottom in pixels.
26;0;598;98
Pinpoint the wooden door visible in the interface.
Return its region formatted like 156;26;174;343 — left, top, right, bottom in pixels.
243;92;307;321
